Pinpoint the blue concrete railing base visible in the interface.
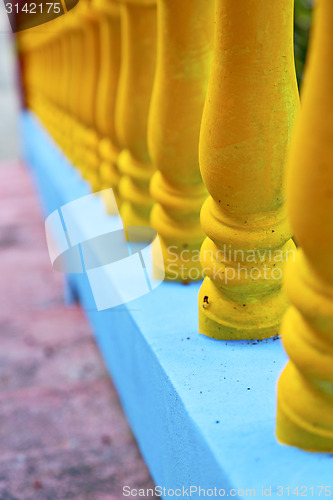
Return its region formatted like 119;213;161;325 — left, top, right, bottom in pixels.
21;111;333;499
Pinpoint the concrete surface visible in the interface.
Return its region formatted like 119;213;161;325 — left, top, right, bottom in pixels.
0;161;158;500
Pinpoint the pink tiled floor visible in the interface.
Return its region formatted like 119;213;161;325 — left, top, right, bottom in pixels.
0;162;157;499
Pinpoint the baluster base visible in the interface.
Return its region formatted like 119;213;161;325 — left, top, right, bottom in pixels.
277;363;333;452
198;277;289;340
152;239;203;283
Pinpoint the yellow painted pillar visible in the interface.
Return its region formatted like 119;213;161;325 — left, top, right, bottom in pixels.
148;0;214;282
276;0;333;452
18;23;61;133
66;15;85;165
26;45;39;114
39;25;60;137
115;0;157;228
58;15;78;156
94;0;122;206
73;0;101;190
198;0;299;340
29;43;44;116
50;32;64;142
37;41;52;122
18;25;56;120
54;27;71;150
58;23;75;155
43;42;52;128
47;36;60;136
37;41;48;125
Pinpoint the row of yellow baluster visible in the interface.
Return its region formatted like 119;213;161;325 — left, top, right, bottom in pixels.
18;0;333;452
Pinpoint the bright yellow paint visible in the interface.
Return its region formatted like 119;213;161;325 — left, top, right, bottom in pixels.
94;0;122;209
115;0;157;229
276;0;333;452
148;0;214;282
56;23;73;154
75;1;101;191
198;0;299;340
63;12;85;162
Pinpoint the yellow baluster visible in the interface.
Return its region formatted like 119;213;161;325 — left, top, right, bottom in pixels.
51;32;64;142
115;0;157;228
66;12;86;165
94;0;122;208
74;0;101;190
29;43;44;117
43;22;62;140
18;25;53;119
198;0;299;340
148;0;214;282
276;0;333;452
58;21;74;154
36;42;49;120
18;22;61;132
47;36;59;136
38;40;48;127
55;28;70;150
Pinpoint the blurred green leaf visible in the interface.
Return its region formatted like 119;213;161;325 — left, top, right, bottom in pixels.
294;0;313;88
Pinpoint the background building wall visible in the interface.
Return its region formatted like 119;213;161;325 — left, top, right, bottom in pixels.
0;4;20;162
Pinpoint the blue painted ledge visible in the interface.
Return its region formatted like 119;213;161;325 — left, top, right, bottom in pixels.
21;111;333;499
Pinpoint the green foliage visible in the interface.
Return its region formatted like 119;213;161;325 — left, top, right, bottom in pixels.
294;0;313;88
